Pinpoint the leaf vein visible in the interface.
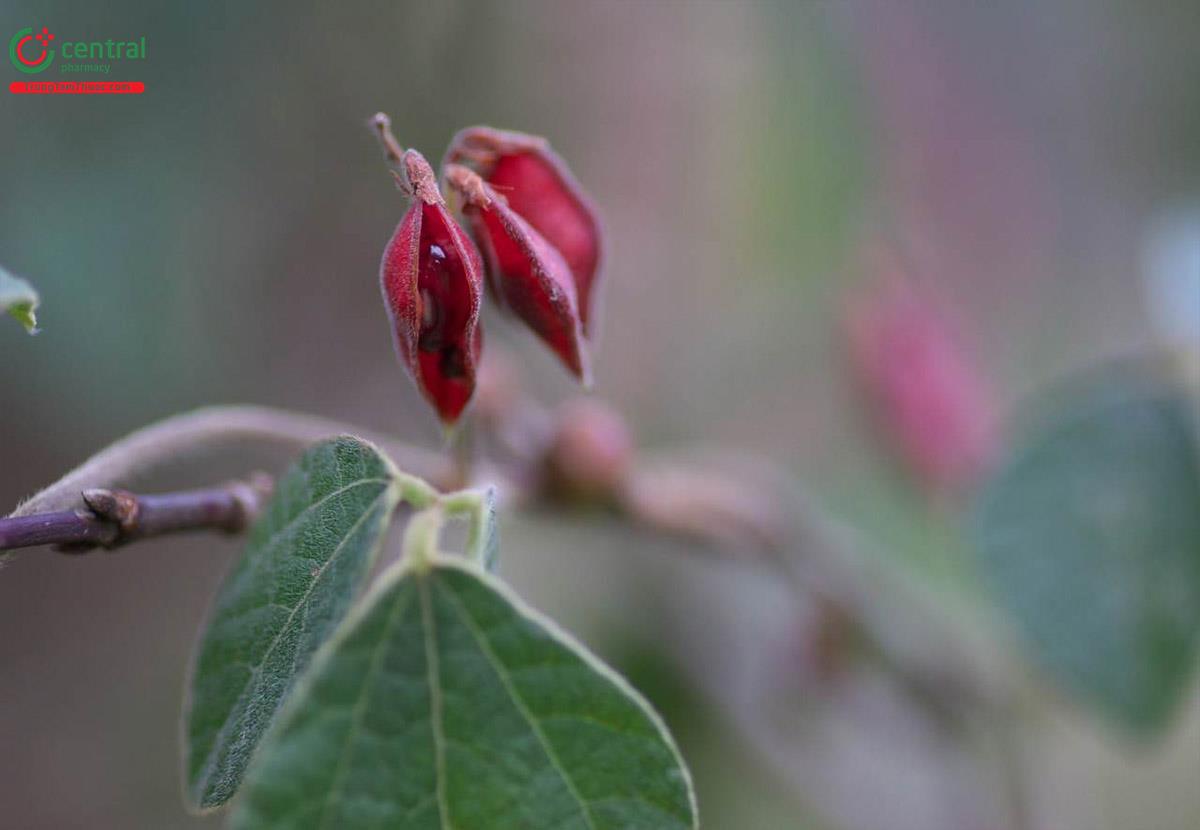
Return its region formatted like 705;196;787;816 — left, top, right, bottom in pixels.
437;578;599;830
420;576;456;830
193;480;391;797
314;587;416;830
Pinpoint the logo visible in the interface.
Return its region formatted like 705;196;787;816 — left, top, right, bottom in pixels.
9;26;55;74
8;24;147;93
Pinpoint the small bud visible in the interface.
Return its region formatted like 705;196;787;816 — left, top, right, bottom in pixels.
444;126;604;336
542;399;634;503
788;597;856;687
445;164;589;382
380;149;484;425
82;488;139;532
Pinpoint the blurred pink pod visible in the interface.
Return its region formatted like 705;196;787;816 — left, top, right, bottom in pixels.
846;277;998;494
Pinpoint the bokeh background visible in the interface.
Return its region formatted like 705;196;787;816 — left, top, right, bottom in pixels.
2;1;1198;828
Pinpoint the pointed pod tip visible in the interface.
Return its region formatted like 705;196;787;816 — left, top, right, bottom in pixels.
401;150;443;204
444;163;493;208
574;346;594;389
370;111;407;169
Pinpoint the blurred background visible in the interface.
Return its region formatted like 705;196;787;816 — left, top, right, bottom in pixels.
2;1;1198;828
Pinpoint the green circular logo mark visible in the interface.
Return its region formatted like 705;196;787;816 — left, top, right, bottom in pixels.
9;27;56;74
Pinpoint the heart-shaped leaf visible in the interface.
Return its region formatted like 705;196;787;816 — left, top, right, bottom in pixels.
972;372;1200;734
0;266;40;333
185;436;402;809
231;557;698;829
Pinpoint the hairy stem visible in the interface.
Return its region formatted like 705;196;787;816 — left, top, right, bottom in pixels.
10;405;453;519
370;112;405;166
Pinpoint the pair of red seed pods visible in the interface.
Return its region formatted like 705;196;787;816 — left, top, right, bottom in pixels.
377;117;603;425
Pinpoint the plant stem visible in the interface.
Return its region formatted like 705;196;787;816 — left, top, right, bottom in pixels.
10;404;454;519
0;510;122;550
401;504;444;572
370;112;405;166
0;475;273;553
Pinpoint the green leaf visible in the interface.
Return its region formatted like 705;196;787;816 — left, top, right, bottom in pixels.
972;374;1200;734
231;557;698;830
185;436;402;810
0;266;40;333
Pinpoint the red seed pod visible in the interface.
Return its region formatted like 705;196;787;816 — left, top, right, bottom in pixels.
445;163;590;383
380;149;484;425
443;126;603;337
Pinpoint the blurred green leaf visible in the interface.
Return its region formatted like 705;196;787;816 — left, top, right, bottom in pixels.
0;266;40;334
973;373;1200;734
185;436;401;810
231;557;698;830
